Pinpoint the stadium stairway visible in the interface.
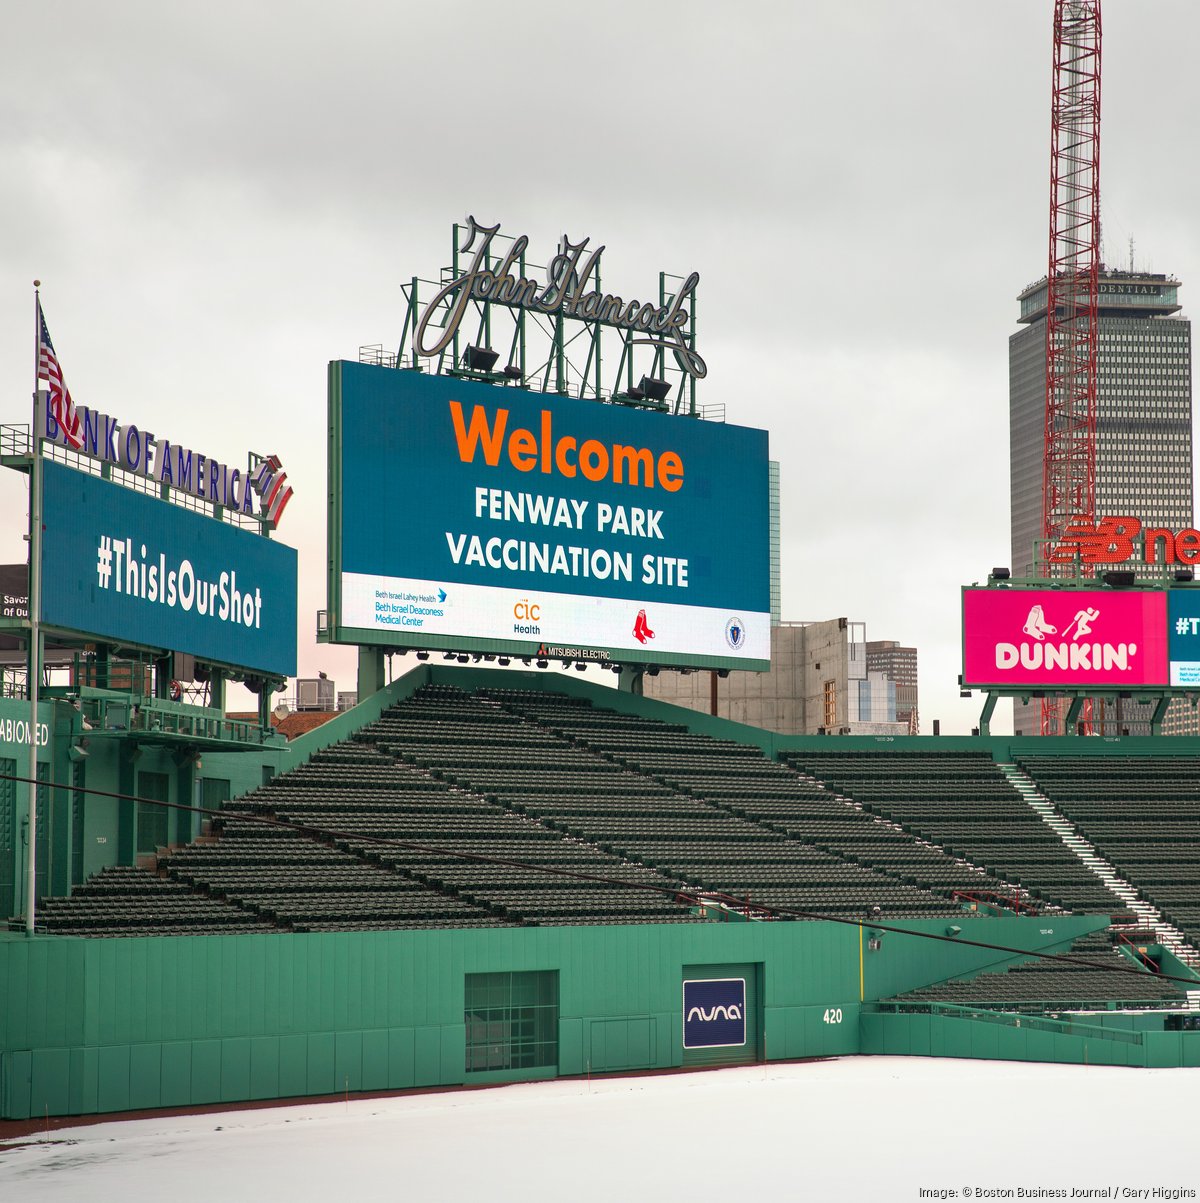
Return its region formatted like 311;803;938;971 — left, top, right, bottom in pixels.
998;759;1200;1003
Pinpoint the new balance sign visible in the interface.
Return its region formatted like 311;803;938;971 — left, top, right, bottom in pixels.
683;978;746;1049
1051;517;1200;566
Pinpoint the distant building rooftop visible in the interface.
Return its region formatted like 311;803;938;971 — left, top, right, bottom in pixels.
227;710;339;740
1017;270;1182;324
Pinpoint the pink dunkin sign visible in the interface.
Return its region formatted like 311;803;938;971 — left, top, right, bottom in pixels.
962;588;1168;688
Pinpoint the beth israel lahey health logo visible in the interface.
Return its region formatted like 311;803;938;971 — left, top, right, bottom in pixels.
683;978;746;1049
724;616;746;651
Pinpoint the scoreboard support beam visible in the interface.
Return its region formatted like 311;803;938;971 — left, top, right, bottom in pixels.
358;647;387;701
977;692;998;738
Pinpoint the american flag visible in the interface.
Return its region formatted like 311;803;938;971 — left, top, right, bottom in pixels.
37;301;83;449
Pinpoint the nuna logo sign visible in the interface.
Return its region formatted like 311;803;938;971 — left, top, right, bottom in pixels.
683;978;746;1049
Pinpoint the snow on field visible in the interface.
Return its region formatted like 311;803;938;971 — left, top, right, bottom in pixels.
2;1057;1199;1203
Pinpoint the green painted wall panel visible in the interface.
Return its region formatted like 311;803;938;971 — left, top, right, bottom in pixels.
220;1037;252;1102
589;1017;657;1072
160;1042;193;1108
129;1043;162;1111
860;1012;1180;1068
413;1028;441;1087
30;1048;70;1117
307;1032;335;1095
249;1036;279;1100
6;1051;32;1119
335;1031;362;1093
278;1034;308;1099
190;1039;222;1105
96;1045;130;1113
361;1029;389;1092
441;1025;465;1086
387;1028;415;1091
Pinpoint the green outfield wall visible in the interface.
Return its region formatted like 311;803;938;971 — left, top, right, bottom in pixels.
0;915;1105;1119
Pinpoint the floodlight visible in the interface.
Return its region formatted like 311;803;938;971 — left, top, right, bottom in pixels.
416;651;430;660
992;567;1011;580
638;375;671;402
503;365;523;380
1103;570;1137;588
463;345;499;372
1175;568;1195;582
536;658;549;669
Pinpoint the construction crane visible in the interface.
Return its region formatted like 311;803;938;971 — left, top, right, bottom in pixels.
1041;0;1102;735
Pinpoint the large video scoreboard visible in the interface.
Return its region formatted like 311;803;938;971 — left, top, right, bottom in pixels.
327;361;771;671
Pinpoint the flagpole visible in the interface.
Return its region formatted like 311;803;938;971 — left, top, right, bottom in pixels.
27;281;44;937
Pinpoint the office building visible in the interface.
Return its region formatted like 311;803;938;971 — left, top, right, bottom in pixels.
1010;269;1193;735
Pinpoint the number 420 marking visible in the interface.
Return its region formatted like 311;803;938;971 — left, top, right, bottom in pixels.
823;1008;843;1024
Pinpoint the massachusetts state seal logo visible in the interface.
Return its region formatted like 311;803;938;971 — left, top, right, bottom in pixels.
724;617;745;650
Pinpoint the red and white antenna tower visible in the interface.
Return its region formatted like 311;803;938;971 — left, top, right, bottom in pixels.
1042;0;1102;735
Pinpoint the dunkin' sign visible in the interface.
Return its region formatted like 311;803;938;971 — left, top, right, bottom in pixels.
962;588;1169;688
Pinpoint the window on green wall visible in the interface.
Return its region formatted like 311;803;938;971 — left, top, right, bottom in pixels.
464;971;558;1073
137;770;170;853
200;778;231;810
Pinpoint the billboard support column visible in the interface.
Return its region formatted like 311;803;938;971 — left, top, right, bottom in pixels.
357;647;386;701
1150;696;1171;736
978;692;998;738
616;666;643;695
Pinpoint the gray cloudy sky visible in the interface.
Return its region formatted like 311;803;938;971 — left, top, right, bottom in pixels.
3;1;1197;733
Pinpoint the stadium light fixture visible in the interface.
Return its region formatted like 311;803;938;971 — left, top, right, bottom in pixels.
991;567;1011;580
536;658;549;669
959;689;972;699
638;375;671;402
462;345;500;373
416;651;430;660
443;652;456;660
1103;570;1137;588
1175;568;1195;582
498;657;510;666
574;663;586;672
456;654;469;663
502;365;523;381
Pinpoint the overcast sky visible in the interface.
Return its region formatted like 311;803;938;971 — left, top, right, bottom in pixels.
3;1;1197;734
